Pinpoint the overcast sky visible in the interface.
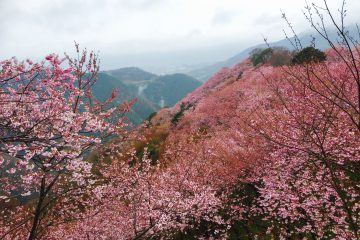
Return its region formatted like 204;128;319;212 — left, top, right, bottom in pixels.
1;0;360;72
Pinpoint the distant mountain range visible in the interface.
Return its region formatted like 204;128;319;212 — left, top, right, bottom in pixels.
187;26;359;82
92;67;201;125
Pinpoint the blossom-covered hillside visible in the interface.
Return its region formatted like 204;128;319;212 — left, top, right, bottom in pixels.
1;41;360;239
36;45;357;239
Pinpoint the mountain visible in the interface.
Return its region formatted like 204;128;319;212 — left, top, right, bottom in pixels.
186;35;321;82
106;67;157;83
92;68;202;124
188;26;358;82
92;73;159;125
143;73;201;107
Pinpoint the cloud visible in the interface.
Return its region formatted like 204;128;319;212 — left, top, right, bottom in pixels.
0;0;359;70
212;9;239;25
254;13;282;26
115;0;165;10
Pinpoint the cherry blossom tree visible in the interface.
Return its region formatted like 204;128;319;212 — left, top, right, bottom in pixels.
0;44;133;239
244;1;360;236
47;136;225;239
248;60;359;238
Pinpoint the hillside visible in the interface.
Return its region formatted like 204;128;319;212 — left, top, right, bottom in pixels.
92;72;158;125
143;73;201;107
140;47;359;238
56;45;360;239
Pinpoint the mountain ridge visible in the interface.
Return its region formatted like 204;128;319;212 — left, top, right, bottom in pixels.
187;26;359;82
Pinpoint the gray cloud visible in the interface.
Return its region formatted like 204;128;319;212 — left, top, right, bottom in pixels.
0;0;359;71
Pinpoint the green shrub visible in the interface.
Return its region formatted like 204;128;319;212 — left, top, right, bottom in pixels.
171;102;192;125
291;46;326;64
250;48;273;66
146;112;157;122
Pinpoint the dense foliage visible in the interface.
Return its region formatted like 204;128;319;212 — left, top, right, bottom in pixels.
291;46;327;64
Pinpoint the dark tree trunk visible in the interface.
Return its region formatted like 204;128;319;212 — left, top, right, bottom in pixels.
28;177;46;240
